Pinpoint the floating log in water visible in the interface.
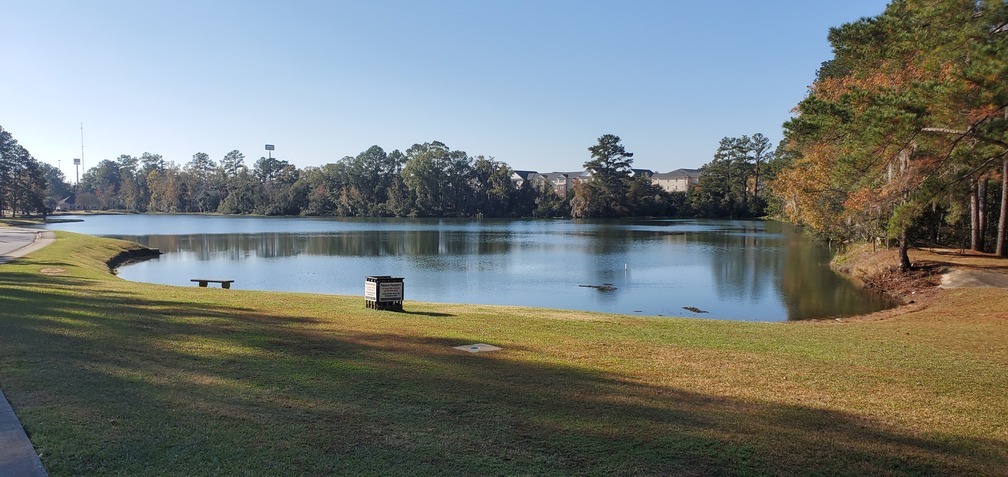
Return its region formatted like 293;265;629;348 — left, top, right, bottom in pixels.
579;283;617;292
682;306;708;314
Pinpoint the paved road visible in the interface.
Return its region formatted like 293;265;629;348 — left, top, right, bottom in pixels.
0;226;51;476
0;227;54;265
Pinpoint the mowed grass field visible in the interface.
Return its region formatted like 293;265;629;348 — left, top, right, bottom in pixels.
1;231;1006;476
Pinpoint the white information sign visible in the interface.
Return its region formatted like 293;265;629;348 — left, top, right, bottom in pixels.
378;282;403;301
364;281;377;300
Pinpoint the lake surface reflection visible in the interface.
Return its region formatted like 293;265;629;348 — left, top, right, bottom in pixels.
41;215;896;321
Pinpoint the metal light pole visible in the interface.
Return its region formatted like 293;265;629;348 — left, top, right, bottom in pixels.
79;123;84;186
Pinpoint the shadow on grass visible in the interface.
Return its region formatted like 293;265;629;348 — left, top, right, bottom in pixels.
398;309;455;317
918;248;1008;272
1;272;1005;476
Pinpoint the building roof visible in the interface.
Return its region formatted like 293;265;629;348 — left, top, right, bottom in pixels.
653;168;701;180
511;170;538;180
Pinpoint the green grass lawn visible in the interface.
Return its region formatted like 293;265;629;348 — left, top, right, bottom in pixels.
1;231;1006;476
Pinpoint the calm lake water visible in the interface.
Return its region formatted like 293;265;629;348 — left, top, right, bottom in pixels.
40;215;896;321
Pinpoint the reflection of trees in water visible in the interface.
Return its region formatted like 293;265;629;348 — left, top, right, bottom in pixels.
583;224;688;256
116;220;897;320
584;226;701;285
691;220;896;320
128;230;515;260
772;222;895;319
705;222;777;305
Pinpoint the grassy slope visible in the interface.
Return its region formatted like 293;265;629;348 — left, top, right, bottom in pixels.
0;232;1006;476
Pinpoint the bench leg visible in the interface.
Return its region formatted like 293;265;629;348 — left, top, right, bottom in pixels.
221;282;231;289
198;281;208;287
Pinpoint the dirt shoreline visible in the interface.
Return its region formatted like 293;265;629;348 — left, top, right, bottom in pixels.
106;246;163;273
827;244;1008;322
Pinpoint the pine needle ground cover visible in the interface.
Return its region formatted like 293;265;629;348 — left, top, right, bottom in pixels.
1;232;1006;475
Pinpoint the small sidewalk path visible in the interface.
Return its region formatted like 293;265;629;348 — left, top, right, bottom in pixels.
0;226;53;476
941;268;1008;288
0;227;55;265
0;391;48;476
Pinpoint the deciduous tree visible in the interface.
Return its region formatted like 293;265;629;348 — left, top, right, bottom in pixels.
773;0;1008;268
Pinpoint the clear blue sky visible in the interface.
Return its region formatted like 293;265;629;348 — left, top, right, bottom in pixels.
2;0;889;180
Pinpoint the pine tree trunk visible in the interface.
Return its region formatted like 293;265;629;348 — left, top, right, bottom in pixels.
978;177;988;252
998;157;1008;257
899;228;912;272
971;178;980;251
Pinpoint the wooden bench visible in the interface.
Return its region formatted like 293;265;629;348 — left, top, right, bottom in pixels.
191;279;234;289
